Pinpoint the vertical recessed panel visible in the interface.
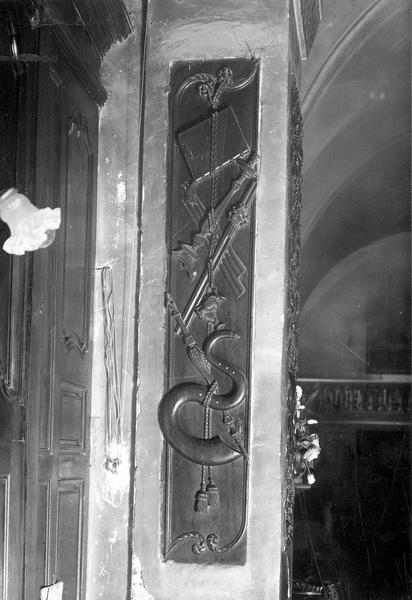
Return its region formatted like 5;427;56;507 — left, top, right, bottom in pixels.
37;481;51;585
59;381;86;450
0;475;10;600
56;480;83;600
62;109;93;357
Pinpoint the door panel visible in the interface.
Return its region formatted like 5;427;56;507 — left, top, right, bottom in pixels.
25;29;98;600
56;480;84;600
0;5;33;599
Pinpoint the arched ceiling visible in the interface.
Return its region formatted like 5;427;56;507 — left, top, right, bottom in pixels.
299;234;411;377
299;0;411;307
297;0;410;378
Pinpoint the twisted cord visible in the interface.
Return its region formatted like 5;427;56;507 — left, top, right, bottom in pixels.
208;110;219;288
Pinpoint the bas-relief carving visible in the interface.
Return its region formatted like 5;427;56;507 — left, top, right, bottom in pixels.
281;74;303;600
158;60;258;563
63;330;87;359
283;75;303;549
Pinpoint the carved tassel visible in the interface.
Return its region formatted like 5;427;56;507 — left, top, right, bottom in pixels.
206;476;220;511
194;484;208;513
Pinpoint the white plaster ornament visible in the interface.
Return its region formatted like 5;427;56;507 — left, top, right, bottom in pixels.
0;187;61;255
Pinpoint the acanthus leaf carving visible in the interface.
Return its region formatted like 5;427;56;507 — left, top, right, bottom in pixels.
283;75;303;551
68;108;91;154
63;329;87;359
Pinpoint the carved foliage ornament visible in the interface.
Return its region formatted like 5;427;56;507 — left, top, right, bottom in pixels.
283;75;303;551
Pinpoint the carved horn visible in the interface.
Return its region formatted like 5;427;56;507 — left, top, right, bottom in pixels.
158;330;247;466
202;329;247;411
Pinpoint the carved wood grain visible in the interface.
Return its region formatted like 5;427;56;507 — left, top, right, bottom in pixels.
280;74;303;598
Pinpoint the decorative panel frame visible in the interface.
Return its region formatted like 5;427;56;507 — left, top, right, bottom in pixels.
56;479;84;600
38;480;52;583
59;380;87;450
61;108;94;359
159;59;259;564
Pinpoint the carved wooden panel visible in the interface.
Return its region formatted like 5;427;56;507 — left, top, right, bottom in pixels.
159;59;259;564
62;108;94;359
0;475;10;600
59;381;87;450
56;480;84;600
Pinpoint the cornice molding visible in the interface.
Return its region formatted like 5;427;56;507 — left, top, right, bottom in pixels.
72;0;133;58
31;0;133;106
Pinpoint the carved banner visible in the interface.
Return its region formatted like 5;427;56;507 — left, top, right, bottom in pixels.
159;59;259;564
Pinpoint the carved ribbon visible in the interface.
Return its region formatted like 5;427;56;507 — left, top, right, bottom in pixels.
158;330;246;466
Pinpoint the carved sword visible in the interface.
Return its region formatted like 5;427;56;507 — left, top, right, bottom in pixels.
180;177;257;330
173;153;258;289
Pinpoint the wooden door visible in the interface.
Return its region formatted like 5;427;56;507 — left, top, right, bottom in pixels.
0;5;38;598
24;29;98;600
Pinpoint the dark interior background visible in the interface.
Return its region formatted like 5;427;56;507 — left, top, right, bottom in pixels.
294;0;411;597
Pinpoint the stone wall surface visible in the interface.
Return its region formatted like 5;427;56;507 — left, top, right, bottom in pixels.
133;1;293;599
86;3;142;598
